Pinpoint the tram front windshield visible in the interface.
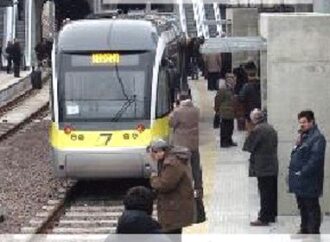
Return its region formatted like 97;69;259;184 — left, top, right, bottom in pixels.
58;52;152;124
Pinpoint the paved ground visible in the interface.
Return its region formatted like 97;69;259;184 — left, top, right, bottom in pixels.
184;77;330;235
0;71;30;90
0;81;49;124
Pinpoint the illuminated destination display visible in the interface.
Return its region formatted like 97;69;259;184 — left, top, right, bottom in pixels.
91;53;120;64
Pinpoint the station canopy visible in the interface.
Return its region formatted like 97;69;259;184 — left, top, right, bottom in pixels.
200;36;267;54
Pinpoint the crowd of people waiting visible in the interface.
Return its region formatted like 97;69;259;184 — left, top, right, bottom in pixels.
113;35;326;239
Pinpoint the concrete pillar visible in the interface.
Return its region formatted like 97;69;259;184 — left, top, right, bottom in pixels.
260;13;330;215
314;0;330;13
225;8;259;69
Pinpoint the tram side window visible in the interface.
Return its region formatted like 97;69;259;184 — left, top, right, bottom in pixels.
156;68;171;118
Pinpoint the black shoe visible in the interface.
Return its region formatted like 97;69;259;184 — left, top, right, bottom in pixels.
250;219;269;226
269;217;277;223
230;142;238;147
221;144;231;148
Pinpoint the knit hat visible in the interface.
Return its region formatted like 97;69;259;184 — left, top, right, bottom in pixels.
146;139;170;152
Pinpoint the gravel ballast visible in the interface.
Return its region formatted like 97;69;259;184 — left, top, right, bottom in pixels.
0;120;66;233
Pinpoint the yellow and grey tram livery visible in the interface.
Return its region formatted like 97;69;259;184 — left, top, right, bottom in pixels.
50;17;184;178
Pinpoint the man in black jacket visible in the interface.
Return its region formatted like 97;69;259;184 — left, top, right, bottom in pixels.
12;39;22;77
239;62;261;133
243;109;278;226
116;186;161;234
289;110;326;234
5;41;13;74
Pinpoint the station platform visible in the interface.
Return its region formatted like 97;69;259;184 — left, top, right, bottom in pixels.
0;81;49;124
0;71;30;108
184;77;330;234
0;71;30;90
0;70;49;127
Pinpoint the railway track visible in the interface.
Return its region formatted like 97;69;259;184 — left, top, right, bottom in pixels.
0;77;50;142
22;180;153;234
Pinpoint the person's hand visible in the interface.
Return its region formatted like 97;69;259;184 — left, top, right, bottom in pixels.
150;171;158;178
194;188;204;199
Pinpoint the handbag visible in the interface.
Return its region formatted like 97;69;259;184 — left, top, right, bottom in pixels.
213;113;220;129
194;198;206;224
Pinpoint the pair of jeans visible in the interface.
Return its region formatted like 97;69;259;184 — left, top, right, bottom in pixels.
296;196;321;234
207;72;219;90
257;176;278;223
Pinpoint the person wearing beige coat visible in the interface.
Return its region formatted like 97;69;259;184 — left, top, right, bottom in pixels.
169;94;206;224
203;52;222;90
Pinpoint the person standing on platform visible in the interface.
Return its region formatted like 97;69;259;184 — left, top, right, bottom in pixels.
5;41;14;74
238;62;261;133
169;92;206;223
203;52;222;91
233;66;248;131
45;38;53;67
148;140;194;237
288;110;326;234
12;39;22;78
214;73;237;148
35;38;47;67
243;109;278;226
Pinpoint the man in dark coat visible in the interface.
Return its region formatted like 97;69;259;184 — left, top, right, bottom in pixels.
239;62;261;133
12;40;22;77
45;38;53;67
116;186;161;234
35;38;47;67
243;109;278;226
5;41;13;74
288;110;326;234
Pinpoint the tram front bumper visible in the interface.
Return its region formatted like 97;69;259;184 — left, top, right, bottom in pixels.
52;147;152;179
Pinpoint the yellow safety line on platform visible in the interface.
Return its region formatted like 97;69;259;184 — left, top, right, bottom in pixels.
184;78;219;234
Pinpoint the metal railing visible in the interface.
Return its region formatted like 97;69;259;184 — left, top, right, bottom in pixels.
192;0;209;38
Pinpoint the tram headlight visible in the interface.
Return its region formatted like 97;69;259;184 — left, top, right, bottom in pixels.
136;124;145;133
64;125;74;135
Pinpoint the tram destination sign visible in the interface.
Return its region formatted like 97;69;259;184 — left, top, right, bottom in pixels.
92;53;120;64
0;0;13;7
71;53;140;67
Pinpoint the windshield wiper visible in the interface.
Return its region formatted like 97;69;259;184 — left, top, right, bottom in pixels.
110;65;136;122
111;95;136;122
